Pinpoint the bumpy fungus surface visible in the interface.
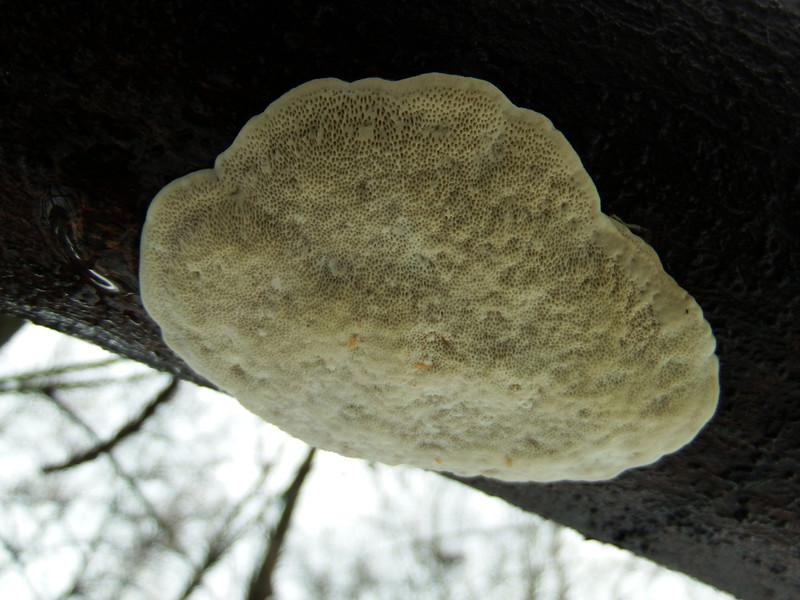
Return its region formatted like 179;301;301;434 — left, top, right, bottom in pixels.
140;73;719;481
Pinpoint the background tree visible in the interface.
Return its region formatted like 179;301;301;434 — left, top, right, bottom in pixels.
0;327;729;599
0;333;317;600
1;1;799;599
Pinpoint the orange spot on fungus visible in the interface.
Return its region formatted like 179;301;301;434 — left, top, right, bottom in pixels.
506;457;513;468
414;362;431;370
434;457;442;465
347;334;358;350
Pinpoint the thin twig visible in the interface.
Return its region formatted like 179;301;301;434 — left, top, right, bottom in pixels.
0;535;45;600
246;448;316;600
39;388;177;547
174;451;280;600
0;358;124;392
43;377;178;473
2;372;157;394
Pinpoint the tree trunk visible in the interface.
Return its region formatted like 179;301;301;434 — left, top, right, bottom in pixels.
1;1;798;598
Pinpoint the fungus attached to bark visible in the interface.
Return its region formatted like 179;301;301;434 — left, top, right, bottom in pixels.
139;73;719;482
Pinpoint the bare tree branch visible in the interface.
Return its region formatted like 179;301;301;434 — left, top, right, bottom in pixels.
53;506;114;600
42;377;178;473
39;388;177;548
246;448;316;600
0;358;124;393
175;450;280;600
1;2;799;596
0;535;44;600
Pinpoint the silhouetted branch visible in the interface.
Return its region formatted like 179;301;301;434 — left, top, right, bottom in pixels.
0;535;44;600
0;358;124;393
42;377;178;473
175;451;281;600
53;509;113;600
246;448;316;600
39;388;177;547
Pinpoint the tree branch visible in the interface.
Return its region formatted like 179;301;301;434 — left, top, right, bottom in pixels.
0;358;124;393
246;448;316;600
2;2;799;597
175;449;281;600
42;377;178;473
39;388;177;547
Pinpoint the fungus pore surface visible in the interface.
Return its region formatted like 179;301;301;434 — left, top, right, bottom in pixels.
140;73;719;482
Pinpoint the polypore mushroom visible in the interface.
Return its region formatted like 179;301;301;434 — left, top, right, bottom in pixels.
139;73;719;482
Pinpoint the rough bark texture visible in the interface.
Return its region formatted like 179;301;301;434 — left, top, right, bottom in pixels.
1;1;798;598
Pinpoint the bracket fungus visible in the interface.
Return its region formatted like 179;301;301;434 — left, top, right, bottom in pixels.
139;73;719;482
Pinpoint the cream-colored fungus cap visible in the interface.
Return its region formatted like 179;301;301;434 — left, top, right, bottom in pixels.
139;73;719;482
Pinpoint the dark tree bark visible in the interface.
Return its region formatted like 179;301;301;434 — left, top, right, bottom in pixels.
1;1;798;598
